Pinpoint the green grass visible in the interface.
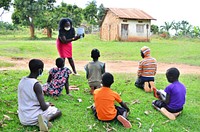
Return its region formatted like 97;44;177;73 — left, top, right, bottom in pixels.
0;40;58;59
0;29;57;40
0;60;15;68
0;70;200;131
0;32;200;131
0;34;200;67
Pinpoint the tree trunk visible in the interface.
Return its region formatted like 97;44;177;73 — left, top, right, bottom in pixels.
47;28;52;38
30;24;35;38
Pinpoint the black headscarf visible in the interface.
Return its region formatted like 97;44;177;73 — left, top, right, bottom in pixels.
58;18;75;39
59;18;73;30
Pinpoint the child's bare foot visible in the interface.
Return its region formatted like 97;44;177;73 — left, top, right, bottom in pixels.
117;115;132;128
173;111;182;117
144;82;151;92
160;108;176;120
149;81;155;92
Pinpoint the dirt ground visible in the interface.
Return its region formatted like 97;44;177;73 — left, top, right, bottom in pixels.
1;57;200;74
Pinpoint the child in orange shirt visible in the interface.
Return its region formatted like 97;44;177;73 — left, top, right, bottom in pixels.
92;72;132;128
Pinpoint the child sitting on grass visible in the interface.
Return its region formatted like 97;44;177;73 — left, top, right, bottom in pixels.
84;48;105;94
43;58;72;96
91;72;132;128
152;67;186;120
135;46;157;92
18;59;62;131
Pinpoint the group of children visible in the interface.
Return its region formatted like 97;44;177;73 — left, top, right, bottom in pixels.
135;46;186;120
17;46;186;131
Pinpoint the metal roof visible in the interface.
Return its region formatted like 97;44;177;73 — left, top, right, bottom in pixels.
108;8;156;20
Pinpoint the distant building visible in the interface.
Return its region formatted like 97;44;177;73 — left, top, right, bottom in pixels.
100;8;156;42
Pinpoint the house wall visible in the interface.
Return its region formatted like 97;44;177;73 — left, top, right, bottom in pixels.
119;19;151;42
100;11;152;42
100;10;120;41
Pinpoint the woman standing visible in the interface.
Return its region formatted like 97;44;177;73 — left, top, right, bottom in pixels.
56;18;82;75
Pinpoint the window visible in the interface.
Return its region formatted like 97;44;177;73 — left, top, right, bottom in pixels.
136;24;144;33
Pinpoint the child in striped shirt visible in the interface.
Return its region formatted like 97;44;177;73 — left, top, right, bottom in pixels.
135;46;157;92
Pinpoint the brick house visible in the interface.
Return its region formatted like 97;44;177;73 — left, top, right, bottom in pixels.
100;8;156;42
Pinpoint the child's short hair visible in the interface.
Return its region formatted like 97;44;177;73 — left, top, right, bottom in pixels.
102;72;114;87
29;59;44;72
166;67;180;82
91;48;100;59
56;58;65;68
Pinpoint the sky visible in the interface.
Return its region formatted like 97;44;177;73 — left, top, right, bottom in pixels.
0;0;199;27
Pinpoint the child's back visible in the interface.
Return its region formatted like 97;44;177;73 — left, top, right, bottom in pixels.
18;59;62;131
18;77;41;125
135;46;157;92
164;77;186;110
92;72;132;128
86;61;105;86
85;49;105;94
152;67;186;120
43;58;71;96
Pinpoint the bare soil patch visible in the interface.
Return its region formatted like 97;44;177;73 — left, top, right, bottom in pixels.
1;57;200;74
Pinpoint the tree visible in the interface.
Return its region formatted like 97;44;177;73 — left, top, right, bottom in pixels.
55;2;83;27
12;0;56;38
0;21;18;30
172;21;181;35
150;24;159;34
179;20;192;36
34;0;57;38
160;21;174;33
83;0;98;25
97;4;106;26
0;0;12;17
191;26;200;38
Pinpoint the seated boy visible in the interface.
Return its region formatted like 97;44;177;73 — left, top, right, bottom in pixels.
84;49;105;94
92;72;132;128
18;59;62;131
43;58;72;97
135;46;157;92
152;67;186;120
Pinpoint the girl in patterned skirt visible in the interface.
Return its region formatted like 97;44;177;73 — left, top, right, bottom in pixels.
43;58;72;96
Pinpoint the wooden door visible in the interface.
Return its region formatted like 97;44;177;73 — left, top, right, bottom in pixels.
121;24;128;40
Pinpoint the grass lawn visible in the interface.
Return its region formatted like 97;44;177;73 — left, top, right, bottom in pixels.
0;60;14;68
0;33;200;66
0;70;200;131
0;32;200;131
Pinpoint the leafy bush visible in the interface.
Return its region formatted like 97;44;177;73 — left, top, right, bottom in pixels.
0;21;18;31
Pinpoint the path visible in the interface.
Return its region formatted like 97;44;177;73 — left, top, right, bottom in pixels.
1;57;200;74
